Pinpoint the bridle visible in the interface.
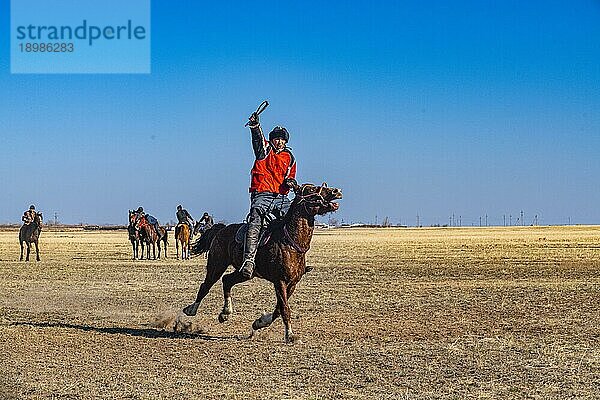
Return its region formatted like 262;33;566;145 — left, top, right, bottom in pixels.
295;182;329;212
283;183;330;253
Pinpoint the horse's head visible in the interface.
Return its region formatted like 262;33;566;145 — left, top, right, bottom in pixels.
34;212;43;227
134;213;147;230
290;181;343;216
128;210;137;226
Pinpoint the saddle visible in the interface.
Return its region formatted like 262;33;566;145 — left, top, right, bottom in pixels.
234;211;285;248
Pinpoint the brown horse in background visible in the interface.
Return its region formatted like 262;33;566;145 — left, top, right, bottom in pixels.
20;212;43;261
175;223;191;260
136;215;168;259
183;182;342;343
128;210;143;259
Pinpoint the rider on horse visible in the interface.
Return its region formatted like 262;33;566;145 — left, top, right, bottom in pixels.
22;205;37;225
176;205;194;235
136;206;163;239
197;212;214;233
240;110;297;279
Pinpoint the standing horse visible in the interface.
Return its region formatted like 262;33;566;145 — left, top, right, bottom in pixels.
183;182;342;343
136;215;168;259
175;223;191;260
128;210;142;259
19;212;43;261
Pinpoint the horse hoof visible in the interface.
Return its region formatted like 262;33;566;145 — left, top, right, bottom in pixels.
218;313;229;323
182;303;198;317
285;334;297;344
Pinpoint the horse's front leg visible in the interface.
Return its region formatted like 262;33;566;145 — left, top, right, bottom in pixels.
251;282;297;337
20;241;24;261
152;242;156;260
25;242;31;262
275;281;293;343
34;240;40;261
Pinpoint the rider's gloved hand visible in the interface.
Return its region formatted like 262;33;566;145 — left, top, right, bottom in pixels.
284;178;299;191
248;112;259;127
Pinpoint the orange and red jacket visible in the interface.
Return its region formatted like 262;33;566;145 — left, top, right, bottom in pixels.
249;124;296;195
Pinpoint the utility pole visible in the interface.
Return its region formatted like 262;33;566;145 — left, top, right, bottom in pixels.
520;210;524;226
54;212;58;226
485;214;488;227
459;215;462;227
509;214;512;226
503;214;506;227
416;214;420;228
479;216;482;227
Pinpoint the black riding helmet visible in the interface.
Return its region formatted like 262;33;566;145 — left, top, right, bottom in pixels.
269;126;289;142
29;205;35;210
177;205;182;210
137;206;143;213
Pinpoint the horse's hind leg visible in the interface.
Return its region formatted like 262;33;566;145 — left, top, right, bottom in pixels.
183;257;229;317
219;271;247;323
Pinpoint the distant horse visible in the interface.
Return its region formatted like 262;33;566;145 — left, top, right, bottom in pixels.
19;212;43;261
175;223;191;260
183;182;342;343
136;215;168;259
128;210;142;259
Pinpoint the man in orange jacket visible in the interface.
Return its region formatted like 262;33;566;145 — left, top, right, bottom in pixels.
240;110;297;279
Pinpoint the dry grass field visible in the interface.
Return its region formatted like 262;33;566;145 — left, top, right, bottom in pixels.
1;226;599;399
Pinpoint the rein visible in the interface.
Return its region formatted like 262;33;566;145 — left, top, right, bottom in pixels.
283;224;309;253
281;183;329;253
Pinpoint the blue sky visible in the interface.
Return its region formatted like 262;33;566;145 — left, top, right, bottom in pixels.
1;1;599;226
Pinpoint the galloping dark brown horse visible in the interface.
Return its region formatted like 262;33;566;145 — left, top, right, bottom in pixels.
19;212;43;261
136;215;168;259
183;182;342;343
175;223;191;260
128;210;142;259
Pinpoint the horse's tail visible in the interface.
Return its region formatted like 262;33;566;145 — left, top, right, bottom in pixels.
191;223;226;255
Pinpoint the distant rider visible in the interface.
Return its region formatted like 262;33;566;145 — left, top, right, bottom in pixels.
240;109;297;279
197;212;214;233
176;205;194;236
22;205;36;225
136;206;163;239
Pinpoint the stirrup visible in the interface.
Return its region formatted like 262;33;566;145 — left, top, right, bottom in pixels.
240;260;255;279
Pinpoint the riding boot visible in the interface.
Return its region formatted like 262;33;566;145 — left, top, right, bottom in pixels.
241;210;261;279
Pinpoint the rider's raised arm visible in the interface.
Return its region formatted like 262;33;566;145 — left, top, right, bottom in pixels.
185;209;193;221
250;124;269;160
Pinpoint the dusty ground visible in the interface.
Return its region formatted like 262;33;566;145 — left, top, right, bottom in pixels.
1;226;599;399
